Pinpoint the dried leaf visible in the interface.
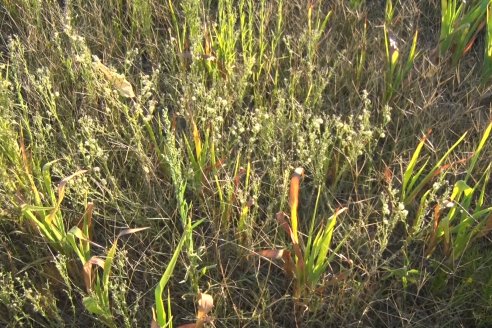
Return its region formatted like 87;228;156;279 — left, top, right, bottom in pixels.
335;207;348;216
83;256;105;292
315;271;349;291
150;308;160;328
383;165;393;185
275;212;292;236
432;156;469;177
282;250;295;278
46;169;88;225
78;202;94;225
258;249;285;260
203;157;226;175
196;292;214;328
82;262;91;293
93;60;135;98
275;212;303;265
117;227;150;239
197;292;213;317
234;167;246;191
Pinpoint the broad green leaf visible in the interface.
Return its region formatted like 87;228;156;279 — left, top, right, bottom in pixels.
403;133;428;198
406;131;467;205
465;121;492;183
83;296;105;315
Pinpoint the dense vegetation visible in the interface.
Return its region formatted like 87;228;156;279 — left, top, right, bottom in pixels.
1;0;492;327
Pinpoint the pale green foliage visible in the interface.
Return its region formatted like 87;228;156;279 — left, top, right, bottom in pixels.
0;271;64;326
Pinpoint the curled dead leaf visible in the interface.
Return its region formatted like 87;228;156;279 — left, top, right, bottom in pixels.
196;292;214;328
197;292;213;318
177;292;214;328
83;256;105;292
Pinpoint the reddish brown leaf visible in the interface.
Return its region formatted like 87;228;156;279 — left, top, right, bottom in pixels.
384;165;393;185
276;212;292;236
234;167;246;191
282;250;295;278
83;256;105;292
275;212;304;267
463;20;486;55
203;157;226;175
258;249;285;260
315;271;350;293
433;204;441;232
424;129;432;140
432;156;470;177
289;167;304;209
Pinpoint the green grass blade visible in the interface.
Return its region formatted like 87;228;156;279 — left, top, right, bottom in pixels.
402;133;428;199
155;232;187;327
465;121;492;183
484;4;492;80
406;131;467;205
304;187;322;267
102;239;118;309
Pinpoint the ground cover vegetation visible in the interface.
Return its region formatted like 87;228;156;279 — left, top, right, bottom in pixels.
1;0;492;327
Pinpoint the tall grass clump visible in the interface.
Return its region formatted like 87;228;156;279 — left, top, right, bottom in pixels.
439;0;489;66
